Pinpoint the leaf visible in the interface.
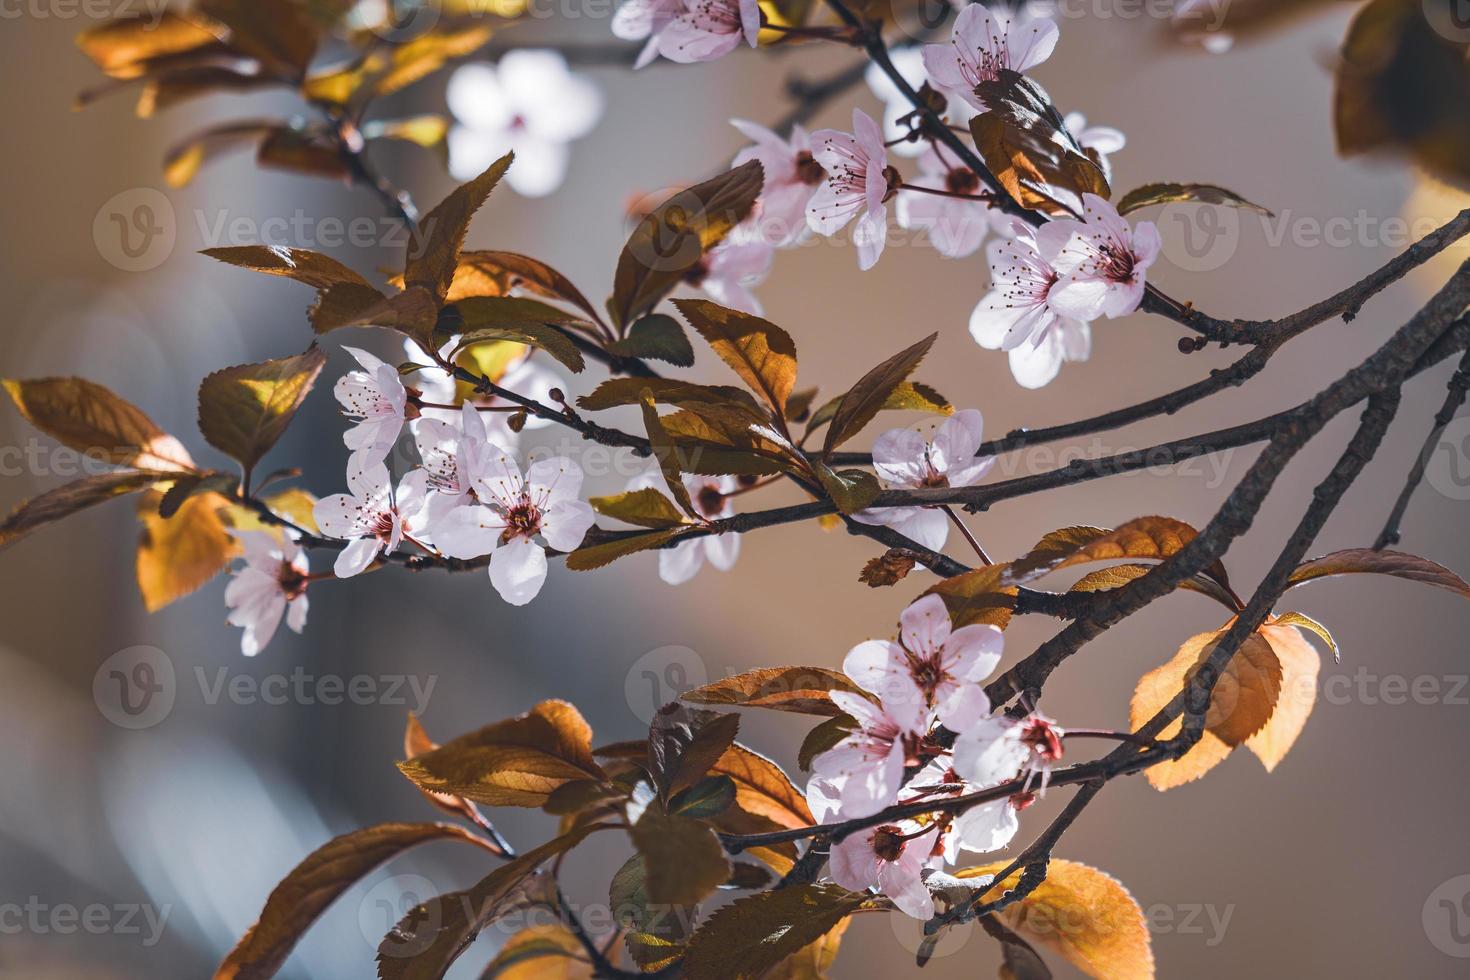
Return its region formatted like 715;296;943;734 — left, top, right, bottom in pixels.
610;854;697;970
456;250;604;325
1270;610;1338;661
161;122;276;188
608;313;696;367
76;12;222;78
214;822;490;980
136;489;237;611
1116;182;1272;217
806;381;952;435
649;705;742;799
1285;548;1470;599
363;115;450;151
1245;619;1323;773
397;700;606;808
977;915;1052;980
1004;517;1232;594
821;333;937;455
610;162;763;328
481;925;592;980
681;884;865;980
924;563;1017;630
5;377;194;473
136;66;283;117
970;72;1110;216
0;471;161;552
377;822;607;980
1068;563;1242;613
195;0;319;76
814;464;881;515
197;346;326;476
859;549;920;587
797;714;857;772
954;859;1153;980
256;126;352;181
372;25;494;98
452;298;586;373
405;153;514;302
578;378;760;413
657;407;795;476
202;245;374;290
763;917;849;980
1130;628;1284;790
403;714;497;835
708;744;813;830
158;471;241;519
641;395;699;518
589;488;689;529
322;287;439;342
630;809;732;906
683;667;863;717
671;775;737;819
565;527;686;571
674;300;798;416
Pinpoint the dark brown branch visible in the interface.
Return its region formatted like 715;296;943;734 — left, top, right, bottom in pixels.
1374;347;1470;549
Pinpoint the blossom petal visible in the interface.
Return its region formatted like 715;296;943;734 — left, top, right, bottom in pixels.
490;536;548;605
333;536;380;578
539;498;594;552
899;593;952;658
659;539;706;585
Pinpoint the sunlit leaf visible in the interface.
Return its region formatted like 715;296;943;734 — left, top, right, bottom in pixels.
481;925;592;979
197;346;326;477
4;377;195;473
405;153;514;303
456;250;605;324
136;489;236;611
451;297;587;372
373;25;494;98
675;300;798;416
76;12;223;78
681;884;865;980
578;377;760;413
1116;182;1272;216
1244;619;1322;773
0;471;161;552
683;667;863;716
924;563;1017;629
589;488;689;529
1005;517;1233;596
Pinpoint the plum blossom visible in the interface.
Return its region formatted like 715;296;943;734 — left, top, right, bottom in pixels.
922;4;1059;113
969;222;1092;389
851;410;995;551
313;454;426;578
685;233;773;315
224;531;309;656
402;338;562;435
953;711;1066;792
865;47;977;158
730;119;826;246
895;147;994;259
334;346;407;461
843;593;1003;734
907;760;1020;859
1064;112;1126;182
408;402;503;541
446;51;604;197
807;109;896;271
809;691;920;819
434;452;594;605
614;0;760;68
1037;193;1160;320
830;820;942;919
628;470;741;584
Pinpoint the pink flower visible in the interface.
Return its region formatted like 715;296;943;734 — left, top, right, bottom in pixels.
224;531;309;656
1036;193;1160;320
952;712;1066;792
314;454;426;579
731;119;826;246
922;4;1059;112
906;760;1020;860
808;691;919;819
1063;112;1126;182
617;0;760;67
806;109;895;271
627;470;742;584
830;820;942;920
895;147;994;259
687;235;773;315
851;409;995;551
334;346;407;462
843;593;1003;735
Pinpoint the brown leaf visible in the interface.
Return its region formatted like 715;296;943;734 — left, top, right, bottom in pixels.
256;127;351;181
610;162;763;328
457;250;606;325
195;0;319;77
372;25;494;98
649;705;742;799
1068;563;1242;612
577;377;761;413
762;916;850;979
215;822;491;980
923;563;1017;629
565;527;687;571
708;744;813;830
797;715;857;771
589;488;689;529
610;854;697;970
403;714;496;833
859;549;920;587
136;489;237;611
681;884;864;980
674;300;798;415
196;346;326;476
0;470;162;552
1285;547;1470;599
682;667;863;717
1005;517;1232;595
955;859;1153;980
630;809;732;906
76;12;223;78
821;333;936;455
405;153;514;302
1244;619;1322;773
201;245;374;289
1115;182;1272;217
481;924;593;979
5;377;194;473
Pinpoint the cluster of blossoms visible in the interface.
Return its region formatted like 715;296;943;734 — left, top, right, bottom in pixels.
808;592;1065;919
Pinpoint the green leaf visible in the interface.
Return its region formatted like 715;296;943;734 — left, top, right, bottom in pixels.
405;153;514;302
630;809;731;906
681;884;866;980
565;527;687;571
1273;610;1340;662
610;162;763;328
1116;182;1273;216
821;333;937;455
197;346;326;477
814;464;881;515
1285;548;1470;599
675;300;798;416
670;775;737;819
610;854;696;971
608;313;696;366
0;471;162;552
589;488;689;529
797;715;857;771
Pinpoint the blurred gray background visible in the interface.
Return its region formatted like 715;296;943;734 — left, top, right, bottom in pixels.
3;2;1470;977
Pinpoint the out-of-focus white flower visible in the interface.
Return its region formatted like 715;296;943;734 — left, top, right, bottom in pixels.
807;109;895;271
224;531;309;656
731;119;826;246
688;235;773;315
1063;111;1126;182
628;470;742;584
865;47;977;158
447;51;604;198
895;147;993;259
402;337;562;438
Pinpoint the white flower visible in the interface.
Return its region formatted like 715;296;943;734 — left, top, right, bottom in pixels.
1063;111;1126;182
952;712;1065;792
334;346;407;462
1036;193;1160;320
809;691;919;818
409;402;505;541
402;337;562;437
224;531;309;656
829;820;942;920
731;119;826;246
843;593;1004;735
434;452;594;605
447;51;604;198
313;454;426;578
906;760;1020;860
629;470;741;585
615;0;760;67
865;47;977;158
807;109;895;271
895;147;993;259
922;4;1059;112
969;221;1093;388
687;235;773;315
851;409;994;551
